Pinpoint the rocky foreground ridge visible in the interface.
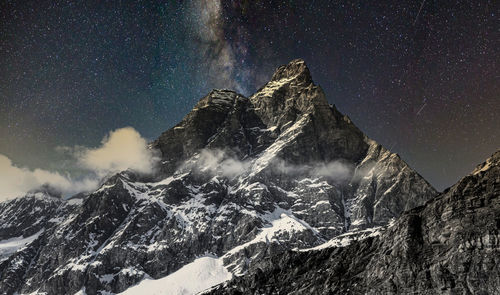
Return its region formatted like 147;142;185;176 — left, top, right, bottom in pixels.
209;150;500;294
0;59;438;294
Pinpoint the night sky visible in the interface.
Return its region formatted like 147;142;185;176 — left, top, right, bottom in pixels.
1;0;498;191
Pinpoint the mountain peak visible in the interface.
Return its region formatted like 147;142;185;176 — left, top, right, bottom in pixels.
250;59;328;126
0;57;444;295
270;58;313;85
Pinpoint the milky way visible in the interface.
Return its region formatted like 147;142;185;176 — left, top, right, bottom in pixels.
0;0;498;190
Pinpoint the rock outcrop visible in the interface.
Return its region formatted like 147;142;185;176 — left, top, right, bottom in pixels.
209;150;500;295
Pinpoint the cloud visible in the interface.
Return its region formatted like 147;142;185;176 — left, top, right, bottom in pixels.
0;154;97;201
74;127;158;177
185;148;354;183
187;149;251;178
271;159;354;183
0;127;158;201
312;161;354;182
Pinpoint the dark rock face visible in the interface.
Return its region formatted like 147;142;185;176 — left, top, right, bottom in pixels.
0;190;81;295
209;150;500;295
0;59;437;294
0;192;63;241
153;89;251;175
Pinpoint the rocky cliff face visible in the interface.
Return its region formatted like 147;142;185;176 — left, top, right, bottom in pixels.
209;150;500;295
0;59;437;294
0;189;64;241
0;189;80;294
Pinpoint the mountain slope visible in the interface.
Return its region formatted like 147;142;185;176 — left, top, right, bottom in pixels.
0;189;80;294
209;150;500;294
0;59;436;295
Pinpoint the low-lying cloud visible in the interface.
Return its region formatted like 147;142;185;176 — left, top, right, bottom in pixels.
0;127;158;201
270;159;354;183
187;149;251;178
186;149;354;183
312;161;354;182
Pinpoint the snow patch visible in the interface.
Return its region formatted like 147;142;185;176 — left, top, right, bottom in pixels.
0;230;43;261
119;255;231;295
225;207;319;257
301;226;384;251
67;198;83;206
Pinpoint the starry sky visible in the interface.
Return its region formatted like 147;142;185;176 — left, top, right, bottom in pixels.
0;0;498;191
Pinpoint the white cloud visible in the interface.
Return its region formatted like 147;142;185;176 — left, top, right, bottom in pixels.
313;161;353;182
269;158;353;183
75;127;158;177
0;154;97;201
0;127;158;201
186;149;354;183
189;149;251;178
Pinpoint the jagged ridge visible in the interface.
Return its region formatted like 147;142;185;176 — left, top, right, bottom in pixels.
209;150;500;294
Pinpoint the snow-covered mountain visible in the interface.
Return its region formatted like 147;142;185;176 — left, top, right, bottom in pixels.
0;59;438;295
209;149;500;295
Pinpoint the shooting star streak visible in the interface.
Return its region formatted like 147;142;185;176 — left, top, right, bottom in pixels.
413;0;426;26
416;103;427;116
